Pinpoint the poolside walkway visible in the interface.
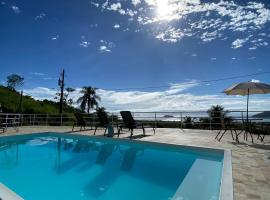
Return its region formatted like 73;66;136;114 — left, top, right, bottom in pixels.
1;126;270;200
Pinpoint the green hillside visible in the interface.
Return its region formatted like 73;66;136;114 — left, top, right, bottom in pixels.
0;85;80;114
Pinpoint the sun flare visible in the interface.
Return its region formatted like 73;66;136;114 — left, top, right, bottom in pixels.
156;0;175;20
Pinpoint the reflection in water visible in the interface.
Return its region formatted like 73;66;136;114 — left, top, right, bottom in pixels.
96;144;116;165
0;142;19;169
84;146;143;197
120;148;143;172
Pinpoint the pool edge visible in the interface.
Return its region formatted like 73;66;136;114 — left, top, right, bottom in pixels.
220;149;234;200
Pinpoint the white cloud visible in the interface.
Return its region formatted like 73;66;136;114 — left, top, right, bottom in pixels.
11;5;20;13
232;38;249;49
35;13;46;20
113;24;120;29
191;53;197;57
91;2;99;8
94;0;270;48
251;79;260;83
24;83;270;112
24;87;57;100
132;0;141;6
79;36;90;48
51;35;59;40
108;3;121;11
80;41;90;48
156;27;186;43
211;57;217;61
31;72;45;76
99;45;111;53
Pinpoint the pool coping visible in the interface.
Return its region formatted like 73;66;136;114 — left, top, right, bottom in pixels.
0;183;23;200
0;132;234;200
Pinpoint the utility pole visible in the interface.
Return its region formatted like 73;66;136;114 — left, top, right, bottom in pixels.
58;69;65;114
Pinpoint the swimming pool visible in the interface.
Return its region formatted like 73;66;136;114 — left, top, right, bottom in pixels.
0;133;232;200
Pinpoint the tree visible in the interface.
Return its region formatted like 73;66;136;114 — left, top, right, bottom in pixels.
6;74;24;91
207;105;228;129
54;87;75;106
77;86;101;114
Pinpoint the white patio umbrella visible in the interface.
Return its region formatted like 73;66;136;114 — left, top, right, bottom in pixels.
224;81;270;122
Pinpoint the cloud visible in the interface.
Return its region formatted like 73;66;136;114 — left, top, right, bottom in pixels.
24;87;56;100
51;35;59;40
251;79;260;83
79;36;90;48
11;5;20;13
102;1;137;17
156;27;186;43
30;72;46;76
35;13;46;20
91;2;99;8
93;0;270;49
113;24;120;29
232;38;249;49
24;83;270;112
191;53;197;57
132;0;141;6
99;40;114;52
99;45;111;53
211;57;217;61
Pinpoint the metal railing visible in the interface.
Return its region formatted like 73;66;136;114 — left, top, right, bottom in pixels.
0;110;268;130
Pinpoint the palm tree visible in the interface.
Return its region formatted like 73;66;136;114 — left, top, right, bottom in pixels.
207;105;229;129
77;86;101;114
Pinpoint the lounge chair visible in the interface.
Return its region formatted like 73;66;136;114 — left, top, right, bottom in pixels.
214;113;237;142
118;111;155;138
72;113;88;131
94;110;111;136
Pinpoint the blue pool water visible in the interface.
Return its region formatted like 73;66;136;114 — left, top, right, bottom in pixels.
0;133;224;200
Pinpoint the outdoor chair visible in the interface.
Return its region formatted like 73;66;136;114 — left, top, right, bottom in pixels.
214;114;238;142
250;123;269;142
94;110;111;136
118;111;155;138
72;113;88;131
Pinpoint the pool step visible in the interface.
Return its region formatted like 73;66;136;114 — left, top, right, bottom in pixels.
0;183;23;200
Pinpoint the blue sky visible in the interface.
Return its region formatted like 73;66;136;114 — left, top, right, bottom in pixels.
1;0;270;111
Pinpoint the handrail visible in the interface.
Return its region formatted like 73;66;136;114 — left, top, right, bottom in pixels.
0;110;268;130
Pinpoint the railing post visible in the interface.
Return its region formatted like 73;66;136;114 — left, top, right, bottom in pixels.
5;114;8;128
180;112;183;129
60;113;63;126
46;113;49;126
154;112;157;130
111;112;114;126
20;114;23;126
209;112;212;130
33;114;36;126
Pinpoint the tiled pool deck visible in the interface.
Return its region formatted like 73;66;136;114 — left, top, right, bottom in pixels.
1;126;269;200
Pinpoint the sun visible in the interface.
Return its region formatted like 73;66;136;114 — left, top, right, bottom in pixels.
156;0;173;20
157;0;170;16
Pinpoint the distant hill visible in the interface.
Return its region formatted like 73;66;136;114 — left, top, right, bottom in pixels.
163;115;174;118
0;85;80;114
253;111;270;118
